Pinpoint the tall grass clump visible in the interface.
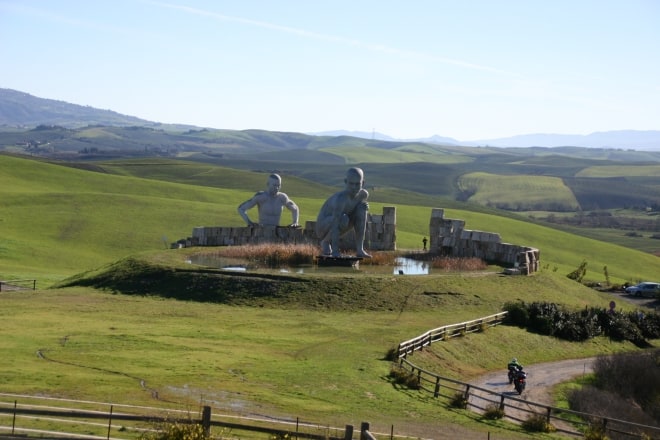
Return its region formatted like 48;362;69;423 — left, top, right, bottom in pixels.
482;403;505;420
388;364;421;390
521;413;555;433
201;243;317;267
430;256;487;271
139;419;208;440
403;253;488;271
359;251;397;266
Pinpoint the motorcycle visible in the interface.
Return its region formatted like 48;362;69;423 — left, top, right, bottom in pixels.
513;369;527;394
507;366;518;384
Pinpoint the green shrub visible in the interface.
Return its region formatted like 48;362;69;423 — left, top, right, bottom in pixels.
450;392;468;409
530;315;554;335
502;302;529;327
504;301;657;344
604;314;645;345
139;420;208;440
583;423;609;440
566;259;588;282
482;404;504;420
521;413;555;433
388;365;420;390
384;347;398;361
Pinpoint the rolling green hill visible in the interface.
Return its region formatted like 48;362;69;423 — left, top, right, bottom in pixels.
2;152;659;439
3;120;660;224
1;153;658;286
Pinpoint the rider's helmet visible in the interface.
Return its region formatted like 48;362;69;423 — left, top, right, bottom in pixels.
511;358;517;363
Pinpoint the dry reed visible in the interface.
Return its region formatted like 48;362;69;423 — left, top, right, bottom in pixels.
197;244;487;271
204;243;318;267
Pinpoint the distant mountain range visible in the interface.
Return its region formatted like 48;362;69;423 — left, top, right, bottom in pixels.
2;88;659;150
312;130;660;151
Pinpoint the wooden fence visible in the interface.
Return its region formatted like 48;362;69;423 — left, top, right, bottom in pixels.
0;279;37;292
396;312;507;358
394;316;660;440
0;394;379;440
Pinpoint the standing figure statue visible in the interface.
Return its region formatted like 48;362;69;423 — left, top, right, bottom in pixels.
238;173;299;227
315;167;371;258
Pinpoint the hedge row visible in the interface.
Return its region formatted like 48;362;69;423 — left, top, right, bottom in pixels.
502;301;660;346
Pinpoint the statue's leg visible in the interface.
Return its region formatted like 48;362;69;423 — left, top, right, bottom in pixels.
320;239;333;255
330;220;342;257
315;217;333;255
353;204;371;258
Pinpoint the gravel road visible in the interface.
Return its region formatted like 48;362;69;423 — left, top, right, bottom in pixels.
468;357;595;430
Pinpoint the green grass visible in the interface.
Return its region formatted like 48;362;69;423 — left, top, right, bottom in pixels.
576;164;660;177
457;172;580;211
2;153;658;286
318;144;472;164
2;262;649;439
1;152;659;438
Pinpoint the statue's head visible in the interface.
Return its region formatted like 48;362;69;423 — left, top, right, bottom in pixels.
344;167;364;196
267;174;282;196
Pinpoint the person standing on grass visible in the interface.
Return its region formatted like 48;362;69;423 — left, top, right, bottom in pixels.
315;167;371;258
238;174;299;227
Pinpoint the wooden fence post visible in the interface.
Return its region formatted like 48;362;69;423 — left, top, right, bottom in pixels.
107;404;113;440
344;424;353;440
360;422;370;440
12;400;17;434
433;376;440;398
499;395;505;411
201;406;211;436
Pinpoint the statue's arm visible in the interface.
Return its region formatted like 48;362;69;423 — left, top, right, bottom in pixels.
284;197;299;226
237;194;260;226
345;190;369;216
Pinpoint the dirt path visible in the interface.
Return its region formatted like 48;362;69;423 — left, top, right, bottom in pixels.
468;358;595;428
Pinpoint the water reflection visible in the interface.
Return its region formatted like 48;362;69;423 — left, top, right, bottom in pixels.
187;255;429;275
393;257;429;275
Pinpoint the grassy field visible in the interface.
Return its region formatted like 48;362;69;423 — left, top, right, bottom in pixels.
1;258;650;439
1;152;659;439
2;153;659;285
457;172;580;211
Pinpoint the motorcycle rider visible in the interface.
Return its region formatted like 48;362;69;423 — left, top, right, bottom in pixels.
507;357;523;371
507;358;523;384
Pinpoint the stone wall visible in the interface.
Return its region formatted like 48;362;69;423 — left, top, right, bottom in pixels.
176;206;397;252
429;208;540;274
174;206;540;275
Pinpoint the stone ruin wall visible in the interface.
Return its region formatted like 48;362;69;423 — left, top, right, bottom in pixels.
180;206;397;252
175;206;539;274
429;208;540;274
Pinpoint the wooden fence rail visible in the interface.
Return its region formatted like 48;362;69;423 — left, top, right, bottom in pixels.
0;279;37;291
0;395;378;440
396;312;507;358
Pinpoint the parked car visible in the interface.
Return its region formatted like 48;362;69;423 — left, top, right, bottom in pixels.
625;282;660;298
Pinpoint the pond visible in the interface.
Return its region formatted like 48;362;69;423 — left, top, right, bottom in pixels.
187;255;430;275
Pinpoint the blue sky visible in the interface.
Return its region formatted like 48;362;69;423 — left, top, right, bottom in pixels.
1;0;659;140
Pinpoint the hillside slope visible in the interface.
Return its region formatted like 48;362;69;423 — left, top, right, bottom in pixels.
1;153;658;286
